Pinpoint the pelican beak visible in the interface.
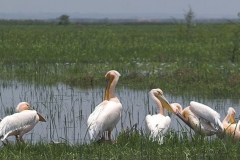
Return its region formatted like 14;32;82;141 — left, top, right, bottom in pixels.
29;107;46;122
37;113;46;122
230;114;236;124
175;111;194;130
157;94;175;113
104;76;114;100
157;94;194;130
104;79;110;100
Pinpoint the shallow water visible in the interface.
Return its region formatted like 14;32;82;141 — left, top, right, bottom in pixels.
0;81;239;144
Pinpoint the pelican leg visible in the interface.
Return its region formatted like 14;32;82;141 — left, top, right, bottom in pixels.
5;139;9;144
108;131;112;142
101;133;105;142
2;140;8;146
19;136;25;144
15;135;19;141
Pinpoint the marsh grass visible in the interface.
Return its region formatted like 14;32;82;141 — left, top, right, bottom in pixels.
1;24;240;98
0;129;240;159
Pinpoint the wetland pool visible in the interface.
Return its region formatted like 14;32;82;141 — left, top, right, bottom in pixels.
0;81;239;144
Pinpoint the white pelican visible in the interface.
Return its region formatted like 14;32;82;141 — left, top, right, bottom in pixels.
157;95;223;136
0;102;46;144
145;88;171;144
222;107;240;142
87;70;122;142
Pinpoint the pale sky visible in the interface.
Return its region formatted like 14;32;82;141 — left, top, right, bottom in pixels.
1;0;240;19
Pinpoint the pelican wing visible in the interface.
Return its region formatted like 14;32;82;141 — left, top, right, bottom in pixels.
87;100;122;141
190;101;223;131
184;107;218;135
87;101;106;140
0;110;38;140
87;101;106;127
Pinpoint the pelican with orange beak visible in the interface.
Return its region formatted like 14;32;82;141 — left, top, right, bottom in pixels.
0;102;46;144
145;88;173;144
157;93;223;136
222;107;240;142
87;70;122;142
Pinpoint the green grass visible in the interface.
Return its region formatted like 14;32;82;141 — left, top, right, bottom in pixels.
0;130;239;159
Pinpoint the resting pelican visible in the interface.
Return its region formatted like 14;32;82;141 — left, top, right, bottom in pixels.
157;95;223;136
0;102;46;144
222;107;240;142
145;88;171;144
87;70;122;142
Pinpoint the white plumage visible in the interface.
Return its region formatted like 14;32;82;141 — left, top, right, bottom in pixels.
87;70;122;142
145;89;171;144
0;102;46;143
88;100;122;140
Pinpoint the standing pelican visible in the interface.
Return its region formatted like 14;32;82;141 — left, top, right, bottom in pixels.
0;102;46;144
145;88;171;144
157;94;223;136
87;70;122;142
222;107;240;142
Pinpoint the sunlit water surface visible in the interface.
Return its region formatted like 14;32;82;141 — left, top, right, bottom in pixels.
0;81;239;144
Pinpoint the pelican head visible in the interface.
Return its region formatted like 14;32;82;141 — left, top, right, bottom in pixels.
150;88;163;97
169;103;194;129
16;102;46;122
154;90;176;113
228;107;236;123
105;70;121;79
171;103;183;113
16;102;30;112
104;70;121;100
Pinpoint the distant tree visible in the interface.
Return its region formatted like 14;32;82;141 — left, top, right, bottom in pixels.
184;5;195;30
58;14;70;25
